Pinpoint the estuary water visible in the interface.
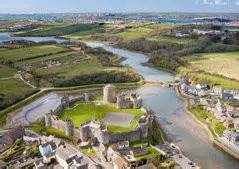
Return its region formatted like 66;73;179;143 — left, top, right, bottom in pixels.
0;32;66;43
85;41;239;169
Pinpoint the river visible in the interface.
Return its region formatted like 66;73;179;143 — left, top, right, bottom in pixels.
85;42;239;169
6;38;239;168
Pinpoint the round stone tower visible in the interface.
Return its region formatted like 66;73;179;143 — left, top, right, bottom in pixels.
65;119;74;137
103;84;116;103
44;113;52;127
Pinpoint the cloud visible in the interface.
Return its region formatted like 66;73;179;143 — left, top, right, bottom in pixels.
201;0;239;5
202;0;226;5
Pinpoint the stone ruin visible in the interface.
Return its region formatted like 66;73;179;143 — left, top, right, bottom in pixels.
79;121;110;145
117;93;143;109
44;108;154;146
43;85;151;147
65;119;74;137
103;84;143;109
44;113;75;137
61;94;70;109
103;84;116;103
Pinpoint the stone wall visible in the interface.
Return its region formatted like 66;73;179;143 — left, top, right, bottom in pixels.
45;109;153;145
109;130;141;144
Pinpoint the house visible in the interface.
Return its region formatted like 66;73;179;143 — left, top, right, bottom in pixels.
180;83;188;92
221;92;234;101
224;118;234;129
223;130;239;143
187;86;198;96
175;32;189;38
233;119;239;130
113;156;130;169
215;100;227;114
117;141;130;150
129;147;148;157
55;145;89;169
227;111;239;118
34;159;47;169
212;86;223;97
39;141;57;157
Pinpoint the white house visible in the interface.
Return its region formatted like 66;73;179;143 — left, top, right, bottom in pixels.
55;145;89;169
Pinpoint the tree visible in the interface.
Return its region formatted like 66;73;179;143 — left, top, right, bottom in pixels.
148;118;163;146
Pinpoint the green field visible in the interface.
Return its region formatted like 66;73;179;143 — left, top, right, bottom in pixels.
0;45;68;62
0;65;17;78
59;102;144;133
178;51;239;89
0;78;37;110
148;35;193;45
187;52;239;81
118;28;152;40
17;23;102;37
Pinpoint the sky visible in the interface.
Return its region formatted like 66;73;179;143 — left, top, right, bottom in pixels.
0;0;239;14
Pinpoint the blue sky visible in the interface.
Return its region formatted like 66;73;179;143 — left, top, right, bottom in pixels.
0;0;239;13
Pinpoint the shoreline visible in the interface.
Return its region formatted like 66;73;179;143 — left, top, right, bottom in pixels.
175;85;239;161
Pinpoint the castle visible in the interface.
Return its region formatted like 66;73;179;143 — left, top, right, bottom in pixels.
44;84;151;146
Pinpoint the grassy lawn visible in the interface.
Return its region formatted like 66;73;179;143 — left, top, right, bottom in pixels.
187;52;239;81
59;102;144;133
0;45;68;62
130;140;148;148
80;147;97;157
188;105;225;137
135;146;161;161
0;65;17;78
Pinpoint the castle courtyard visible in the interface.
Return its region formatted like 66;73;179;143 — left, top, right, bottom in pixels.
102;112;135;127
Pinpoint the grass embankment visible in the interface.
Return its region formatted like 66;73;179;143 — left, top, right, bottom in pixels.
188;105;225;137
59;102;144;133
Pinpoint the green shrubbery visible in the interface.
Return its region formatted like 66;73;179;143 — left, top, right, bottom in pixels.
53;70;140;87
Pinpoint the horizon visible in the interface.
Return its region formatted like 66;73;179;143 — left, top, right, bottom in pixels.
1;0;239;14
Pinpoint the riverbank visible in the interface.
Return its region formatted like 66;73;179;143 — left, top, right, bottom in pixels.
175;85;216;141
175;85;239;161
